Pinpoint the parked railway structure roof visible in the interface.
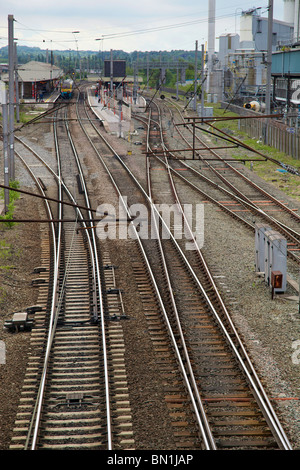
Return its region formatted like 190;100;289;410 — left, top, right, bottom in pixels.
1;60;63;83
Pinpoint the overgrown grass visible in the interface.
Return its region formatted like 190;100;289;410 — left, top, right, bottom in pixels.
0;180;20;227
19;104;44;124
0;106;37;125
206;103;300;201
0;215;19;304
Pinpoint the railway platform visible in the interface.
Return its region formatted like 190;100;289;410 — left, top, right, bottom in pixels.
88;89;146;137
21;90;60;105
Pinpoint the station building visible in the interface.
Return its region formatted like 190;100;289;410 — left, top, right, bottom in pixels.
2;60;63;101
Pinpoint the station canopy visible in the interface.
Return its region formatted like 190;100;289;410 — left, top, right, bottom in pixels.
2;61;63;83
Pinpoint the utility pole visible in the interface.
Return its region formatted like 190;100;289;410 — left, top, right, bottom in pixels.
117;85;123;138
176;63;179;100
14;42;20;123
194;40;198;112
110;49;113;97
8;14;15;181
147;52;149;92
201;44;205;120
1;80;10;213
264;0;273;144
133;62;137;105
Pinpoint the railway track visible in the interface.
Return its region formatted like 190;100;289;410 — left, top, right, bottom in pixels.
160;99;300;259
9;96;134;450
81;88;292;449
134;99;300;267
146;102;293;450
6;85;294;450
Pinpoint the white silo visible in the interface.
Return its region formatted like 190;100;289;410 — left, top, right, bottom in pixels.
283;0;295;23
294;0;300;41
283;0;300;41
207;0;216;93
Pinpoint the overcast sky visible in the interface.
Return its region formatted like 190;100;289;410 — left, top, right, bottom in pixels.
0;0;285;53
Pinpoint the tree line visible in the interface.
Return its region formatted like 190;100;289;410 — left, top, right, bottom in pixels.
0;46;200;88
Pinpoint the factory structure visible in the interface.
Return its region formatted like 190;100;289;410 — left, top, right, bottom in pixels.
1;0;299;116
208;0;300;114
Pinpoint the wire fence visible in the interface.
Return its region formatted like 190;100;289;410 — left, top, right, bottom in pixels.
221;102;300;160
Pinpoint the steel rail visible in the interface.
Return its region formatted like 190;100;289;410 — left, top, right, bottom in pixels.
73;91;113;449
136;107;300;259
183;161;300;245
21;108;63;450
130;110;299;257
28;107;63;450
133;115;258;230
122;98;293;450
0;182;98;215
170;100;300;226
81;92;215;449
145;107;216;450
127;126;293;449
66;103;98;323
160;102;300;260
149;99;293;450
86;90;292;449
86;93;292;450
14;151;58;451
16;103;108;449
150;147;300;263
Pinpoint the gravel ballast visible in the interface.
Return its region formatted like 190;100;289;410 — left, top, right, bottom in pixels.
0;98;300;450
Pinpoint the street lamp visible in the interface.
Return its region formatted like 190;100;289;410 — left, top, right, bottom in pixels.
72;31;81;80
95;37;104;78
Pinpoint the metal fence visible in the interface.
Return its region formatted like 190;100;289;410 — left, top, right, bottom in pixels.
221;102;300;160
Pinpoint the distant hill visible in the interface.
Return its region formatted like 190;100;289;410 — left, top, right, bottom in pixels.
0;45;197;67
0;45;198;88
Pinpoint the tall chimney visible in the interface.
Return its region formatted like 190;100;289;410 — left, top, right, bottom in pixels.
207;0;216;94
294;0;300;42
283;0;295;24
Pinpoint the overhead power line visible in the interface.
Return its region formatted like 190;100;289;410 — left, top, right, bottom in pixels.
0;8;265;49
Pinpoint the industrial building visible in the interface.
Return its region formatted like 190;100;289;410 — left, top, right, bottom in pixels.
211;0;300;106
217;8;294;101
272;48;300;108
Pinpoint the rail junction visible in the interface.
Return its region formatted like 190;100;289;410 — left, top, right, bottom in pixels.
1;82;300;451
